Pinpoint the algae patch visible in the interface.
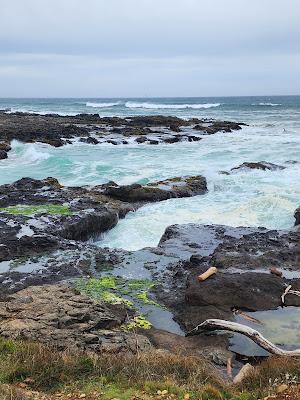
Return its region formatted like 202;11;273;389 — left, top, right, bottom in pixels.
124;315;152;330
0;204;72;216
76;276;163;330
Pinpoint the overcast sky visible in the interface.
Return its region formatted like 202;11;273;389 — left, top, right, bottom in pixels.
1;0;300;97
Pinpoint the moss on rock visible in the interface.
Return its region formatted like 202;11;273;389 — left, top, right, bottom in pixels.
0;204;71;216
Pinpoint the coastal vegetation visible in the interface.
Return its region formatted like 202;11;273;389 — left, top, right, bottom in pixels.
0;337;299;400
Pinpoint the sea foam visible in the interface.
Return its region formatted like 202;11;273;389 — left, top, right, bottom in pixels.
125;101;221;109
86;102;120;108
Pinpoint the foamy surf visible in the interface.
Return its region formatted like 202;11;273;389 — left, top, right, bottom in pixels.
86;101;120;108
5;108;79;116
125;101;221;109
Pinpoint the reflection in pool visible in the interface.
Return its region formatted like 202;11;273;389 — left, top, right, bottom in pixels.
229;307;300;356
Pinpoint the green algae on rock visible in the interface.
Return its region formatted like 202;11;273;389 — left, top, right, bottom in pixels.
76;276;160;308
75;276;165;330
123;314;152;330
0;204;72;216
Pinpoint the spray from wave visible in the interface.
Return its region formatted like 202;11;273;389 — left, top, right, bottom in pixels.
125;101;221;109
86;102;120;108
9;141;51;164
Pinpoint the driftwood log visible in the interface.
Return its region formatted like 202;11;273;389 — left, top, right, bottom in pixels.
198;266;217;282
187;319;300;356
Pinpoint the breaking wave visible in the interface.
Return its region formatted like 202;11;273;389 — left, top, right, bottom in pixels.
5;108;78;116
253;103;282;107
86;102;120;108
125;101;221;109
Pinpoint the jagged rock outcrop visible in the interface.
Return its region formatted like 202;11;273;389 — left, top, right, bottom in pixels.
0;175;207;262
0;284;150;353
153;223;300;331
230;161;285;172
0;112;246;152
103;176;207;202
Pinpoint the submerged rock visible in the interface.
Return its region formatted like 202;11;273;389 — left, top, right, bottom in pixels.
230;161;285;172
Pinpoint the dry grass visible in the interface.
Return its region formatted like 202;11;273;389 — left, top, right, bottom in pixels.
0;338;225;394
0;337;299;399
0;384;30;400
240;356;300;391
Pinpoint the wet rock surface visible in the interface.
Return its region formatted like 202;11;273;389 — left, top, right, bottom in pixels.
230;161;285;172
0;284;150;352
0;112;246;151
0;174;299;361
103;176;207;202
295;207;300;226
152;223;300;332
0;175;206;263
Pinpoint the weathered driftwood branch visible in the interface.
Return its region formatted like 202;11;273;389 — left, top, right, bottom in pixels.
281;285;300;304
186;319;300;356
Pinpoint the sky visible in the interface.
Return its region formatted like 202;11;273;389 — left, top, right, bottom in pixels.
0;0;300;97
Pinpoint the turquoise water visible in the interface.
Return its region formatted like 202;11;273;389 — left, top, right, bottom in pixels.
0;96;299;250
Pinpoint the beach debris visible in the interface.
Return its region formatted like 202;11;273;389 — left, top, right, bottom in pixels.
276;384;288;394
269;267;283;277
198;267;217;282
233;309;263;325
281;285;300;304
186;319;300;356
226;357;233;378
233;363;254;384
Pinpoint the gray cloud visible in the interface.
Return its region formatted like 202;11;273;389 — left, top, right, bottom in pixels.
0;0;300;96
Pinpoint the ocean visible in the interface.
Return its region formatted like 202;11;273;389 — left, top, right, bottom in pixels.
0;96;299;250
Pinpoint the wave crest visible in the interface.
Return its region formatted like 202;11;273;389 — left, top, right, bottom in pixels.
86;102;120;108
6;108;78;116
125;101;221;109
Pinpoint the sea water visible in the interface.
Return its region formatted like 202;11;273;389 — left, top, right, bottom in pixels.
0;96;299;250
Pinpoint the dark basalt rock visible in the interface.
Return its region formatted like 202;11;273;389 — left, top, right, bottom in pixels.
153;223;300;331
230;161;285;172
0;150;8;160
295;207;300;226
0;175;208;263
0;112;246;152
79;136;99;144
103;176;207;202
193;120;245;134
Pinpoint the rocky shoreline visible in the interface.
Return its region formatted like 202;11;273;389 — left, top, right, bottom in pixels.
0;112;299;371
0;171;299;366
0;111;246;159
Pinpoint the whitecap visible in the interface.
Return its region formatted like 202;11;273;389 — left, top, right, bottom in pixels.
252;103;281;106
10;141;51;164
86;101;120;108
125;101;221;109
5;108;78;116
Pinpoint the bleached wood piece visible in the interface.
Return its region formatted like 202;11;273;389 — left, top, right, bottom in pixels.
187;319;300;356
198;267;217;282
